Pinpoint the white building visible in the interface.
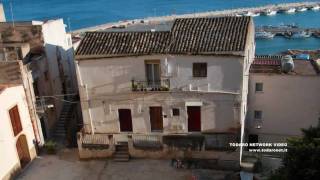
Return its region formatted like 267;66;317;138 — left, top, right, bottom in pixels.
0;85;38;180
75;17;255;164
0;19;79;143
247;56;320;143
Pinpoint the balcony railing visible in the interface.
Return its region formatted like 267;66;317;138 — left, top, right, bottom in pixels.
131;79;170;91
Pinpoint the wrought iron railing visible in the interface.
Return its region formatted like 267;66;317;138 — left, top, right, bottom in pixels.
131;79;170;91
132;134;163;149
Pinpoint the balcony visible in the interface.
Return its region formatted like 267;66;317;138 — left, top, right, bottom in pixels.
131;79;170;91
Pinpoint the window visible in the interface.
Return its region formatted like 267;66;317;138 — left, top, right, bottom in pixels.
172;108;180;116
193;63;207;77
255;83;263;92
254;110;262;120
145;60;161;87
9;105;23;136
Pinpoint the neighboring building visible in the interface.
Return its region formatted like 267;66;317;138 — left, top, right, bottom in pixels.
0;19;79;143
0;3;5;22
75;16;255;164
0;84;38;180
247;56;320;143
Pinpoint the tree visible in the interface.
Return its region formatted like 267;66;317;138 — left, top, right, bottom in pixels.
269;122;320;180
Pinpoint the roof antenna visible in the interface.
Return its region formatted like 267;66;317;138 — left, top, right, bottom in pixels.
9;0;15;30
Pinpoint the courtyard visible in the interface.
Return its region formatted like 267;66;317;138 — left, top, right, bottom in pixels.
16;148;241;180
17;148;191;180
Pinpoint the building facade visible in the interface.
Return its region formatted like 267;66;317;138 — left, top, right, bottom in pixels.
247;56;320;143
0;85;38;180
75;16;255;164
0;19;79;142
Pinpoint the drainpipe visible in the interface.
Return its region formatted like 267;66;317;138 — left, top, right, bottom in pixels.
85;85;95;135
20;62;44;145
75;61;94;135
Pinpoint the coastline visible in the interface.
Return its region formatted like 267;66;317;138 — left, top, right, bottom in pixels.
72;1;320;34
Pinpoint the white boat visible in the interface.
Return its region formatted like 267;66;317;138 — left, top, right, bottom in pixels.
251;12;260;17
244;11;260;17
255;31;275;39
235;14;243;17
266;9;277;16
286;8;296;13
297;7;307;12
312;6;320;10
291;31;311;38
243;11;254;16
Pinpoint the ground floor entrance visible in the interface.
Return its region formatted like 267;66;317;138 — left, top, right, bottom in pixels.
16;134;31;168
187;106;201;132
149;107;163;132
118;109;133;132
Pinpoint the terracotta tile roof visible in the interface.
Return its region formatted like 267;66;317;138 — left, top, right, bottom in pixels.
169;17;250;54
250;56;319;75
76;17;252;58
76;31;170;57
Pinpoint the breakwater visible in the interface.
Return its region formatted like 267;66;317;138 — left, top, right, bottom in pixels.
72;1;320;34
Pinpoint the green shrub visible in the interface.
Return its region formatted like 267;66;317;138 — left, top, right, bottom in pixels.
44;140;57;154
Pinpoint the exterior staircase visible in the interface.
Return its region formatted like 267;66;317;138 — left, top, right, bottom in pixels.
113;142;130;162
53;95;77;140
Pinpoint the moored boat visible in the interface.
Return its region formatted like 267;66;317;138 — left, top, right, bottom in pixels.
290;31;311;38
311;5;320;10
255;31;275;39
285;8;296;14
297;7;307;12
243;11;260;17
265;9;277;16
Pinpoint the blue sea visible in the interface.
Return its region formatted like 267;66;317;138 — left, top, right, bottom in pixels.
2;0;320;54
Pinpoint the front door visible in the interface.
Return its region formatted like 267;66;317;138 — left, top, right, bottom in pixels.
149;107;163;131
118;109;133;132
16;135;31;168
187;106;201;132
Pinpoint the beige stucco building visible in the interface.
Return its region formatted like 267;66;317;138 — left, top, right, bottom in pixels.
247;56;320;143
0;85;38;180
75;16;255;165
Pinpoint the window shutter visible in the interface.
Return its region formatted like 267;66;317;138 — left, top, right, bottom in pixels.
9;105;23;136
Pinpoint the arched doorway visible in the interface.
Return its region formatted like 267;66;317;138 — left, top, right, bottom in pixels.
16;134;31;168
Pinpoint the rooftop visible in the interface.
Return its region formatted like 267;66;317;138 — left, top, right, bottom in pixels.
0;84;18;94
0;21;43;48
250;55;319;75
76;16;252;59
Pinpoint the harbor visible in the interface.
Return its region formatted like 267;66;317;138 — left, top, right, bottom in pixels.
72;1;320;34
256;26;320;39
66;1;320;55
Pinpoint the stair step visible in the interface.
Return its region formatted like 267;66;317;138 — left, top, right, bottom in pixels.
54;133;66;136
60;115;72;118
113;158;129;162
55;129;66;133
114;153;129;157
115;151;129;155
55;128;65;131
116;147;129;151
